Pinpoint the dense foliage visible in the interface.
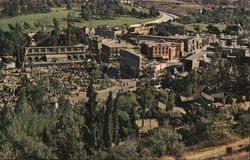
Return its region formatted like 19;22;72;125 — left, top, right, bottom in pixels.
80;2;159;20
0;26;31;65
0;58;249;159
177;7;250;33
163;50;250;99
1;0;52;17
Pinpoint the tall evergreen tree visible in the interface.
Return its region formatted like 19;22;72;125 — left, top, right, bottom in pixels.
84;78;98;155
54;96;87;159
66;0;72;10
138;66;155;127
52;18;60;37
112;91;121;145
168;89;175;110
103;92;113;150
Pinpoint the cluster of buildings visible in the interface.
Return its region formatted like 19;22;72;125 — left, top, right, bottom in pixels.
6;19;245;81
86;26;208;78
0;10;249;109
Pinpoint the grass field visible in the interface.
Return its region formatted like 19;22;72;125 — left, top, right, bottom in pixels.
0;7;160;32
185;23;227;32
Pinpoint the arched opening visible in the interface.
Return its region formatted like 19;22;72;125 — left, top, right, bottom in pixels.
34;57;39;62
79;55;84;60
67;56;72;60
73;55;78;60
40;56;47;62
28;57;33;62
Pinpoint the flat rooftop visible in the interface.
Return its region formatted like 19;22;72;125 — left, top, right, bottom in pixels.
185;50;208;61
25;45;86;49
139;39;179;47
102;40;135;48
160;21;184;26
134;34;200;41
121;48;144;58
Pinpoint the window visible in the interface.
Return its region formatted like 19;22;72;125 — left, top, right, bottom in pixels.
28;57;33;62
34;57;39;62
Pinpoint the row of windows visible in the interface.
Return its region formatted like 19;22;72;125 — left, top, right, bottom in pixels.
154;51;169;55
26;55;85;62
153;47;169;50
28;47;85;53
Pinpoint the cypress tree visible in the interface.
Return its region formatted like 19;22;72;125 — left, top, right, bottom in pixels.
103;91;113;150
84;78;98;155
67;0;72;10
112;91;121;145
138;66;155;127
168;89;175;110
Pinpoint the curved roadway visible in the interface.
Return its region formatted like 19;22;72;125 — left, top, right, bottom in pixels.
130;11;179;27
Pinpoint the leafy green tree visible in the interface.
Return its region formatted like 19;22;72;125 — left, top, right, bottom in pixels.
8;24;16;31
149;28;157;35
34;21;43;28
42;36;58;46
54;96;87;159
52;18;60;37
80;6;91;20
113;92;139;140
193;24;201;33
106;7;114;18
23;22;31;29
224;25;240;35
8;0;19;16
34;31;48;43
138;126;183;158
206;24;221;35
181;101;233;145
0;96;51;159
149;6;159;17
153;89;168;105
131;8;139;17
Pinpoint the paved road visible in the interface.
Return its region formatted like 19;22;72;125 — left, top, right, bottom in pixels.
144;11;178;24
129;11;178;27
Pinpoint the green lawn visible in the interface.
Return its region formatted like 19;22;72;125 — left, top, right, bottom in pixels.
0;7;160;32
186;23;227;32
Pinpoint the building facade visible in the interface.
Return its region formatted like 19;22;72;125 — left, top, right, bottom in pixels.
128;34;210;53
95;26;124;38
24;45;87;66
140;40;185;60
120;49;143;78
157;21;185;36
101;40;136;62
120;0;135;5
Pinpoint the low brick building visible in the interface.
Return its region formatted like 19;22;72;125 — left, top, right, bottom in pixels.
140;40;185;60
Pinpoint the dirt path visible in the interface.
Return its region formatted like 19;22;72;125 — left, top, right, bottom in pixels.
184;137;249;160
162;137;249;160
